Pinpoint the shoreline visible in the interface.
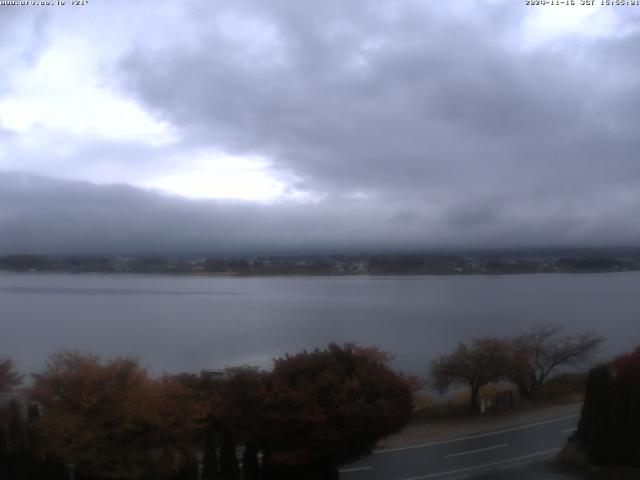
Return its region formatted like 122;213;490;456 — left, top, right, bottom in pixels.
1;269;639;278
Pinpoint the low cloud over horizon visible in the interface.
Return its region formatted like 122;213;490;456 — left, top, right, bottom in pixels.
1;1;640;253
2;171;639;256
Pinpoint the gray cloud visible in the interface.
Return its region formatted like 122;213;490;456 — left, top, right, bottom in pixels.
1;1;640;252
1;171;639;255
119;1;640;200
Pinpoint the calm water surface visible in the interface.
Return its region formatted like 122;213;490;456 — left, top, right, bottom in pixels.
1;272;639;376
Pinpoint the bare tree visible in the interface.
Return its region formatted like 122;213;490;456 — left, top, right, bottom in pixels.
431;338;511;413
507;324;604;399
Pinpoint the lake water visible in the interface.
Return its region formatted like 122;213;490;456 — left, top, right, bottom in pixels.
1;271;639;377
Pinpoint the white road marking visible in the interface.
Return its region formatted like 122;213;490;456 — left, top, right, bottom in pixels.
395;448;561;480
375;413;578;454
339;466;372;473
562;427;577;433
444;443;508;458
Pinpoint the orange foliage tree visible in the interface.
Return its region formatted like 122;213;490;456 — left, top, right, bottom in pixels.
22;344;414;479
28;352;205;480
431;337;511;412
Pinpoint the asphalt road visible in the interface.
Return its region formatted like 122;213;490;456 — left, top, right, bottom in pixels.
339;413;579;480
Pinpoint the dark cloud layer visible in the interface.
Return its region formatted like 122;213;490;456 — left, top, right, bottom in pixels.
1;171;639;255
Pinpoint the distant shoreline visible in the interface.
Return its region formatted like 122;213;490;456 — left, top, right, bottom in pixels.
2;268;639;278
2;252;640;277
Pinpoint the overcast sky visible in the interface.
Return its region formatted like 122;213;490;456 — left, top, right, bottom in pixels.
1;0;639;255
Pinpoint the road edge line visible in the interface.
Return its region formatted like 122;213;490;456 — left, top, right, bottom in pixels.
375;413;578;454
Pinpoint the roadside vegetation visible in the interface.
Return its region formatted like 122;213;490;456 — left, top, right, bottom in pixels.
428;324;602;414
559;346;640;477
1;325;626;479
0;344;414;480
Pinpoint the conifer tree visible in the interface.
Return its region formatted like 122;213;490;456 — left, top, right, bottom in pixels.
219;433;239;480
0;429;8;480
202;429;218;480
26;402;41;453
8;398;26;452
177;449;199;480
611;347;640;466
241;443;260;480
0;428;6;455
576;364;613;464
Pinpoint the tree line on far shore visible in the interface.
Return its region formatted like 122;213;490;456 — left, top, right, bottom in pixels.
0;344;415;480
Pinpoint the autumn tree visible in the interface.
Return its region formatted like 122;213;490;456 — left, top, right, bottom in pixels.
259;343;414;478
209;367;266;444
145;373;208;448
507;324;603;399
431;338;511;413
0;358;22;398
28;352;204;480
